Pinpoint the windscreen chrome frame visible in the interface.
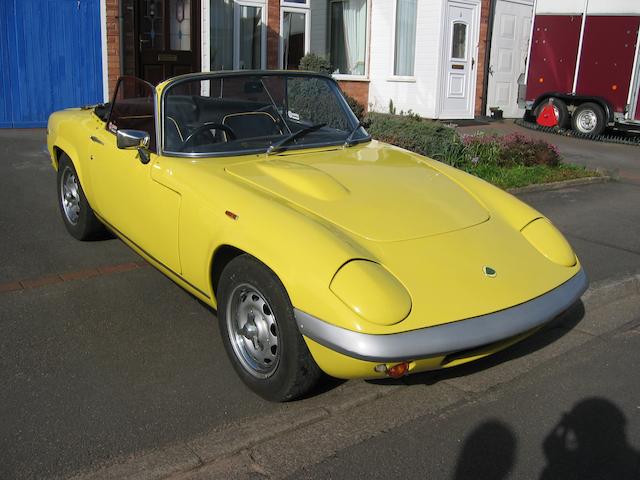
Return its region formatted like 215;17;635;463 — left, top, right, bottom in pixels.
158;70;370;158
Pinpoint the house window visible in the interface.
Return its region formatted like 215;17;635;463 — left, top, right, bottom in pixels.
238;4;263;69
210;0;234;70
451;22;467;60
393;0;417;76
209;0;265;70
282;10;308;69
169;0;192;51
329;0;367;76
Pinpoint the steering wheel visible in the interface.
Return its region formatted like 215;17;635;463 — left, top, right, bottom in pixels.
179;122;237;151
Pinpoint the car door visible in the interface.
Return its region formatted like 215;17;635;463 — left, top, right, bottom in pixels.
89;77;182;274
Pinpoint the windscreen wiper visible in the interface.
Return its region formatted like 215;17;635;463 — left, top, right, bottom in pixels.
343;121;364;147
267;123;326;155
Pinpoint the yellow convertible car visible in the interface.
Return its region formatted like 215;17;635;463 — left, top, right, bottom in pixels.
47;72;587;401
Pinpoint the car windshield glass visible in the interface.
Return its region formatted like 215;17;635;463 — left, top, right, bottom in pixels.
162;73;369;155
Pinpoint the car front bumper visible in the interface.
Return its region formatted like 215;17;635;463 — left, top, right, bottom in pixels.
295;268;588;363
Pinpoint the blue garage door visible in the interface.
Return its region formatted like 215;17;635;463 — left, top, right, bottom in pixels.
0;0;104;128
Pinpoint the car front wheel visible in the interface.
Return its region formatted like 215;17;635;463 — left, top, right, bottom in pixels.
57;153;105;240
217;254;322;402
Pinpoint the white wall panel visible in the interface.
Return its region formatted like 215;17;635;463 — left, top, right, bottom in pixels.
368;0;444;117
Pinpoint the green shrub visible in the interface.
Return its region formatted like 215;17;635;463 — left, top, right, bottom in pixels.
461;132;561;168
365;112;460;160
345;94;365;121
298;53;333;74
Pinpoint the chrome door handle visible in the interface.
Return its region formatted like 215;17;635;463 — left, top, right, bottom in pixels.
90;136;104;145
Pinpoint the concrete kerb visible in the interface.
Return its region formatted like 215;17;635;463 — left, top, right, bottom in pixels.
69;272;640;480
581;273;640;311
507;175;614;195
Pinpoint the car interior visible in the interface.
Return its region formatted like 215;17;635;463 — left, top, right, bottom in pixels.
163;95;285;152
96;75;361;155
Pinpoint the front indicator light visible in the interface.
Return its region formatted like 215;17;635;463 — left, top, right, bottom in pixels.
378;362;410;378
521;218;576;267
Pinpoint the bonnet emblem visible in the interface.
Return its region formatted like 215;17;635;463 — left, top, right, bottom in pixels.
483;266;497;278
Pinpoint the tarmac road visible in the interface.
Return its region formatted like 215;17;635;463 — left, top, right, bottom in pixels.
1;128;639;479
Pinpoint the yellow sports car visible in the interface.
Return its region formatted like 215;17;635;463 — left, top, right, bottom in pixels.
47;72;587;401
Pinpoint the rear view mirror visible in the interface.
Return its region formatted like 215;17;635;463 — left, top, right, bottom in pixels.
117;129;150;149
116;129;151;164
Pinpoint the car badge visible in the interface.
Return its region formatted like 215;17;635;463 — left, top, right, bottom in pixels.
483;266;497;278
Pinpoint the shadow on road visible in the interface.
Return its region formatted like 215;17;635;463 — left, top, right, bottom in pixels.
453;419;516;480
451;397;640;479
539;397;640;479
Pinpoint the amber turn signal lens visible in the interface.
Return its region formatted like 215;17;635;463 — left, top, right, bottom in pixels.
387;362;410;378
538;77;544;83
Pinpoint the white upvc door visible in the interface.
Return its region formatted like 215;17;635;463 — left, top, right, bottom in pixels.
439;0;480;119
486;0;534;118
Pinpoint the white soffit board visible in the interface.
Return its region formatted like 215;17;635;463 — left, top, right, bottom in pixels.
535;0;584;15
587;0;640;15
537;0;640;15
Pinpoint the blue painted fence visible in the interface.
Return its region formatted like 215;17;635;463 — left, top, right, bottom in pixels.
0;0;104;128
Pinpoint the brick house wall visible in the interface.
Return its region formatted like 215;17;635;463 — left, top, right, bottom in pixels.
267;0;281;69
339;81;370;109
105;0;121;98
475;0;491;116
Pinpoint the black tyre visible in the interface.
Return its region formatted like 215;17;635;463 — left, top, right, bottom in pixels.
57;154;105;240
535;97;570;129
571;102;606;136
218;254;322;402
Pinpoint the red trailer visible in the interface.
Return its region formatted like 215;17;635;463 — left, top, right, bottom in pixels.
523;0;640;135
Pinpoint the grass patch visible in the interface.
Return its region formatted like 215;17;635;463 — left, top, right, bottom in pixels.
364;113;600;189
466;163;598;190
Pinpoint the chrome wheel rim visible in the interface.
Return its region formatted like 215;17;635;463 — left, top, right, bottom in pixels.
226;283;280;378
60;166;80;225
576;110;598;133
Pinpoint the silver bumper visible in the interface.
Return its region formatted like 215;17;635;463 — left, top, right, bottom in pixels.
295;269;588;362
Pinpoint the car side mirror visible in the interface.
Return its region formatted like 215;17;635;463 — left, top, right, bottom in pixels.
116;129;151;164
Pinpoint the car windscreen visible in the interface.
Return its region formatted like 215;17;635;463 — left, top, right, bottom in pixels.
161;73;368;156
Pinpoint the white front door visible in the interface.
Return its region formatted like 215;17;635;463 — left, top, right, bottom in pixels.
440;1;480;119
486;0;533;118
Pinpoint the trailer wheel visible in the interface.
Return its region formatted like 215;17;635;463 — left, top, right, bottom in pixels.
535;98;569;129
571;102;606;136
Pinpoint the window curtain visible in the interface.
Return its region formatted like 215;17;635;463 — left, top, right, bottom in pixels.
341;0;366;75
210;0;234;70
394;0;417;76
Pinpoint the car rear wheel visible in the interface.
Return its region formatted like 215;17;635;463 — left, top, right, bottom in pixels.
217;254;322;402
571;102;606;136
57;154;105;240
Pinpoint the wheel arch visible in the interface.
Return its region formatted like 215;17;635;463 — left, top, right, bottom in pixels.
51;140;86;186
209;244;247;303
